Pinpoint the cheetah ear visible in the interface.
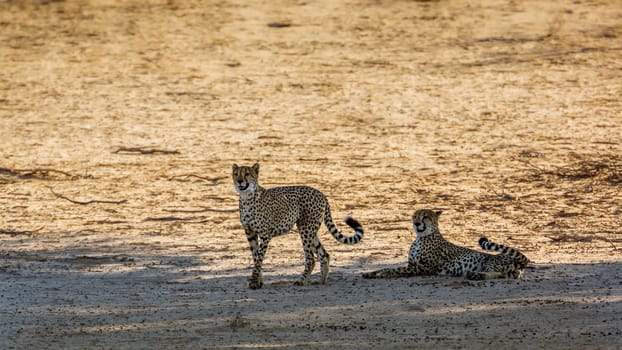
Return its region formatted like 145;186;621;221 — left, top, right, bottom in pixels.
435;210;443;216
252;163;260;174
232;163;239;172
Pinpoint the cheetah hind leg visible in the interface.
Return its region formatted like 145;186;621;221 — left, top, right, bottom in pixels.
316;242;330;284
293;255;314;286
295;224;325;286
294;236;316;286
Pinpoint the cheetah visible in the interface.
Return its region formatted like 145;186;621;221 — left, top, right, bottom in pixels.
362;209;528;280
232;163;364;289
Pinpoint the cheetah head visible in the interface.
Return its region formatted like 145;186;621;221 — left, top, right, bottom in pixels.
232;163;260;194
412;209;442;237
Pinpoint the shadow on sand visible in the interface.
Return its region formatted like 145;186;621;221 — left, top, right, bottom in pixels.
1;241;621;349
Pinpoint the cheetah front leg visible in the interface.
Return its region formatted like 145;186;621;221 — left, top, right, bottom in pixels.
466;271;509;280
362;265;418;279
246;229;270;289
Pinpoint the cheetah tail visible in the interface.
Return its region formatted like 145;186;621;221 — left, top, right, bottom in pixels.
324;205;363;245
479;237;529;265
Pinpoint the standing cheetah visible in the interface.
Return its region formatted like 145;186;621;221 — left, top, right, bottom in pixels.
363;209;528;280
232;163;364;289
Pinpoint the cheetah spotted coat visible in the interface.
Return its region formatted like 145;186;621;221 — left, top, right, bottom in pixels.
233;163;363;289
363;209;529;280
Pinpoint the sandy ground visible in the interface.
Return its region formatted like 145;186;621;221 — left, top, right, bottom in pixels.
1;0;622;349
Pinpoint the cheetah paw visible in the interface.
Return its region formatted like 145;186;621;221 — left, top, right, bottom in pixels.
294;278;309;286
248;279;263;289
362;271;378;279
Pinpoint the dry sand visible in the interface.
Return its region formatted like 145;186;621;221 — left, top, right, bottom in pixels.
1;0;621;349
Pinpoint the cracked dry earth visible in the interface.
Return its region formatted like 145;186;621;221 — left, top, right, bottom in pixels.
1;0;621;349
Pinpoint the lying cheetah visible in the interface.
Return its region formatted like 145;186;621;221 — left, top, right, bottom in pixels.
363;209;528;280
233;163;364;289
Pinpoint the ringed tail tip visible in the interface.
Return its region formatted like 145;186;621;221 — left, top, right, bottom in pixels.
344;215;361;228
